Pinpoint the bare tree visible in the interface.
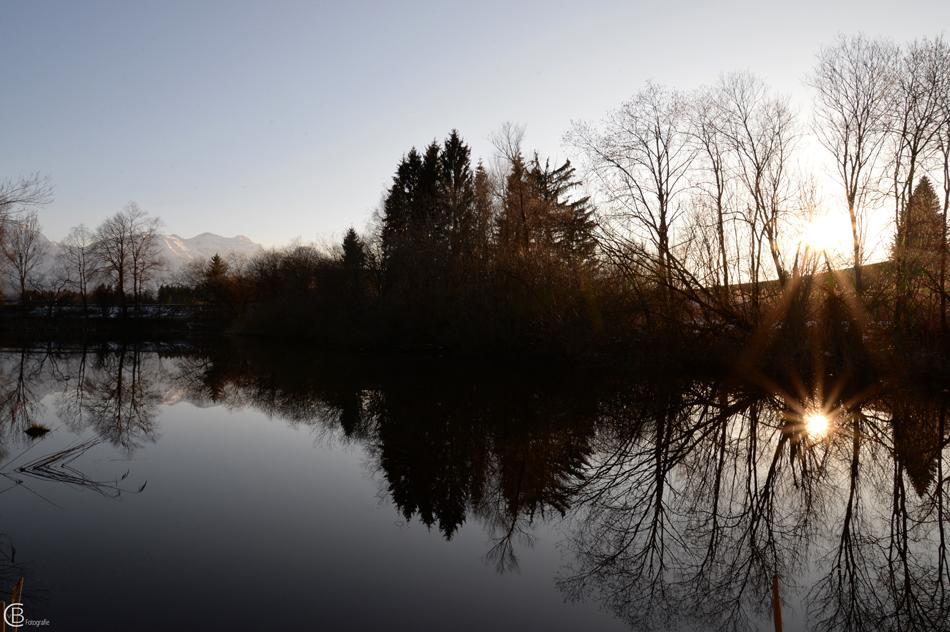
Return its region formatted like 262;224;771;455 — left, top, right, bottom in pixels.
60;224;100;312
811;34;898;294
95;209;133;314
489;121;526;166
889;38;950;221
690;85;736;296
718;72;797;290
95;203;163;315
125;203;163;313
0;174;51;218
1;211;48;304
570;82;696;292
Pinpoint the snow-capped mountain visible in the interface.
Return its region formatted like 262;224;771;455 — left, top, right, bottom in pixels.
156;233;263;277
30;232;263;287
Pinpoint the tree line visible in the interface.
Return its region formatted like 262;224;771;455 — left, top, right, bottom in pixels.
0;182;163;315
4;34;950;365
575;35;950;343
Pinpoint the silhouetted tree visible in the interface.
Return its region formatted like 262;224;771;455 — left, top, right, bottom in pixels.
126;203;163;313
60;224;100;312
570;82;696;292
0;174;51;221
811;35;898;294
341;229;365;271
1;211;47;305
94;210;133;314
94;203;162;315
472;162;494;267
381;148;423;276
530;157;597;268
341;228;367;308
207;253;228;279
893;177;945;329
378;132;486;342
197;253;232;308
440;130;476;263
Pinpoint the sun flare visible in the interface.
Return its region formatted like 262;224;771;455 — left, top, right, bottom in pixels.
804;412;830;438
801;215;847;254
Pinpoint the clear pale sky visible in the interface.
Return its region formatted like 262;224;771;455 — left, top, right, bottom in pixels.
2;0;948;247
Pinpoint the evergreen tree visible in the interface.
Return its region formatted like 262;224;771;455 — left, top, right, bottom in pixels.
440;130;476;258
381;148;423;272
207;253;229;279
417;141;444;242
379;136;452;338
895;177;943;267
496;154;597;268
342;228;366;271
377;131;600;344
529;158;597;268
202;253;231;306
381;132;479;284
893;177;945;326
497;152;529;255
342;228;367;307
472;162;494;265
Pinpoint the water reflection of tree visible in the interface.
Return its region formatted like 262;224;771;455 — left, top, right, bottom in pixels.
558;380;783;629
79;346;162;452
368;378;594;567
803;393;950;631
88;345;950;628
0;349;47;443
174;347;599;571
558;379;950;631
55;347;90;434
877;393;948;630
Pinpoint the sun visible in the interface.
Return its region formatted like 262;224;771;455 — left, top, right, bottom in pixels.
802;215;838;253
804;412;830;438
800;213;854;256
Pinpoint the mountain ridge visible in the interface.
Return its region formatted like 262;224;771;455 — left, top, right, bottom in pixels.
30;231;264;287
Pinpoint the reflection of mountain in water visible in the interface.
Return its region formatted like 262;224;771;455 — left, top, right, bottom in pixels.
1;344;948;630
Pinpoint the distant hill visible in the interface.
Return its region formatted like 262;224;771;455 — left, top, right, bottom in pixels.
28;232;264;288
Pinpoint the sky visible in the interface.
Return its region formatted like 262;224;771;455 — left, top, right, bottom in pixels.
2;0;949;248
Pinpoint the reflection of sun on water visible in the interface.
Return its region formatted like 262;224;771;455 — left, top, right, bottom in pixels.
804;412;830;438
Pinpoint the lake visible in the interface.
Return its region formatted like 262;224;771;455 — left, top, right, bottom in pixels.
0;344;947;631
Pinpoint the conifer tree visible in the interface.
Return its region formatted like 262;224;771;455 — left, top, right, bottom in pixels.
381;148;423;273
472;162;494;266
893;177;945;326
439;130;476;258
342;228;367;306
497;152;529;255
207;253;229;279
417;141;443;242
527;157;597;268
342;228;366;271
202;253;231;306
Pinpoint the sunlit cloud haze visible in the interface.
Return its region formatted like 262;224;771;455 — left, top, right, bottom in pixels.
1;0;947;248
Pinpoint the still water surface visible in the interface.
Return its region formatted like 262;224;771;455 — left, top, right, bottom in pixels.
0;345;947;631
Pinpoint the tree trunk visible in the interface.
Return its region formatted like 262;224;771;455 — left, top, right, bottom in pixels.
941;170;949;339
849;202;863;296
717;188;729;299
